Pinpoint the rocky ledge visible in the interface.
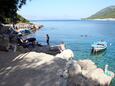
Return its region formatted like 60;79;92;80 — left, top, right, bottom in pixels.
0;50;114;86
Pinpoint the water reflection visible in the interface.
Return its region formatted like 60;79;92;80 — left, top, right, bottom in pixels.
90;49;107;57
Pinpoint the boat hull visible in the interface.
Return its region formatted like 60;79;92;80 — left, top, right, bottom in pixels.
91;47;106;53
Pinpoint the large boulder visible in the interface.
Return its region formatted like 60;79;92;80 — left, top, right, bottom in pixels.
77;59;97;70
77;59;97;77
67;73;100;86
86;68;113;85
68;60;81;77
55;49;74;60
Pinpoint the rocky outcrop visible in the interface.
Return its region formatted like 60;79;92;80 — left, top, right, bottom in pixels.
0;52;67;86
86;68;113;85
55;49;74;60
68;60;81;77
0;50;114;86
67;59;114;86
0;34;9;51
56;49;114;86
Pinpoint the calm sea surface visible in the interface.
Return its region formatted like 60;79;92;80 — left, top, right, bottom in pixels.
32;20;115;85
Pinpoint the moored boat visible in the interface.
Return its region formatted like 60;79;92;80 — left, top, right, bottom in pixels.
91;41;107;52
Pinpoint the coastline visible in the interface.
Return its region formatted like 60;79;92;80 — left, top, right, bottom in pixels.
0;49;114;86
83;18;115;21
0;21;115;86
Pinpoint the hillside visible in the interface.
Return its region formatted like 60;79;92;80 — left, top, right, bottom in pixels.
87;6;115;19
4;14;30;24
16;14;30;23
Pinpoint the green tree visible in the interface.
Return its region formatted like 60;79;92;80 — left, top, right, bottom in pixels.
0;0;29;23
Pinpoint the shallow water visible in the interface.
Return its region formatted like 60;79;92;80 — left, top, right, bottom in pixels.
32;20;115;85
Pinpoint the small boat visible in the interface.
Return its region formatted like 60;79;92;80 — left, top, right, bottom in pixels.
91;41;107;52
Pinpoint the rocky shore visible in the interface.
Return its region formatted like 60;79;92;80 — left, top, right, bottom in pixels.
0;23;114;86
0;50;114;86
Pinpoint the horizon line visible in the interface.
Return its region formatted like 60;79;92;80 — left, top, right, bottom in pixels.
29;19;83;21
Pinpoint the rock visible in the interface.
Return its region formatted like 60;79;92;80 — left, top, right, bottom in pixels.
0;35;9;51
0;26;10;33
55;49;74;60
86;68;113;85
67;59;114;86
81;70;89;76
17;46;30;52
67;73;99;86
0;51;68;86
77;59;97;70
68;60;81;77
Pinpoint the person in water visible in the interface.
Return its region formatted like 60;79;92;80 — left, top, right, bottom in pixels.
58;41;66;52
46;34;50;45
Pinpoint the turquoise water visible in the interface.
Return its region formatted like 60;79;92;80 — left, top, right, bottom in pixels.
32;20;115;85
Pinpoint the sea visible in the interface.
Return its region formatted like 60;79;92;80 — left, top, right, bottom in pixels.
32;20;115;85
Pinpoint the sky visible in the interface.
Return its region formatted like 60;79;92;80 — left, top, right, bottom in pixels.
18;0;115;20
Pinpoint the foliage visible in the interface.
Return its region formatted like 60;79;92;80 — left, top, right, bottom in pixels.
0;0;29;23
17;14;30;23
4;14;30;24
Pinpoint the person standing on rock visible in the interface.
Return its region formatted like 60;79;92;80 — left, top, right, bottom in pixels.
46;34;50;45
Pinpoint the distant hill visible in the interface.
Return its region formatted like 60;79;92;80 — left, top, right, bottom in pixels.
86;6;115;19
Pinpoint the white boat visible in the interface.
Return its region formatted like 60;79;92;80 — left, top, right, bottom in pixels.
91;41;107;52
